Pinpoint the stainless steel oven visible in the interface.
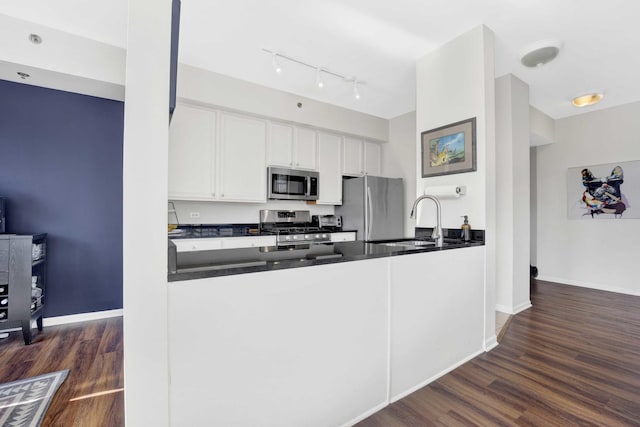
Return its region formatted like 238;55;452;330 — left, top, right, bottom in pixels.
267;167;319;201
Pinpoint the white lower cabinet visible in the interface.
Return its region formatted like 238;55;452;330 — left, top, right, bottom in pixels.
172;236;276;252
168;104;266;203
329;231;356;242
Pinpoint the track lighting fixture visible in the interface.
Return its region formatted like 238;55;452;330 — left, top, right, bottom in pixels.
353;79;360;100
272;53;282;74
263;48;364;99
316;68;324;89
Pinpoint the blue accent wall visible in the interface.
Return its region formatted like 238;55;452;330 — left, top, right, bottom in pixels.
0;79;123;317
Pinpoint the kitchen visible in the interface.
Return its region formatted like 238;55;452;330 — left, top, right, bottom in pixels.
2;1;639;426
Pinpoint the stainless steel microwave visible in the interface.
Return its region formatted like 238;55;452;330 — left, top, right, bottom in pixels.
267;167;319;201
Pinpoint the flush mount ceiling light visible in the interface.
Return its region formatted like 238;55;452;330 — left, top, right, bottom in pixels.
520;40;563;68
262;48;365;99
572;92;604;108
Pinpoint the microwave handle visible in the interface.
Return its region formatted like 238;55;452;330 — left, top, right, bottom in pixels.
307;177;311;196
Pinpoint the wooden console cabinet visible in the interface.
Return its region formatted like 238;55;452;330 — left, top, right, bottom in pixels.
0;234;47;345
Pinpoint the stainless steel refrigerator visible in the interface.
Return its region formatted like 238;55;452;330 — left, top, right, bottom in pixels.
336;176;404;241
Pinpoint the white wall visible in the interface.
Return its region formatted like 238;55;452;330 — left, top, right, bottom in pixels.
495;74;531;314
530;106;555;147
415;25;496;348
536;101;640;295
530;147;538;266
0;14;125;101
122;0;171;425
386;111;417;237
177;64;388;142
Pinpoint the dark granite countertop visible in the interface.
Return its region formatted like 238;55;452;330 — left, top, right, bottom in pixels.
168;237;484;282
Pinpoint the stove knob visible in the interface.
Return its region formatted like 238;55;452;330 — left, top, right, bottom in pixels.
315;234;321;239
293;235;299;240
305;234;311;240
322;234;328;239
285;236;291;241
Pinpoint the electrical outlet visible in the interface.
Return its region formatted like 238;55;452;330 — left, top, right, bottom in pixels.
189;212;200;219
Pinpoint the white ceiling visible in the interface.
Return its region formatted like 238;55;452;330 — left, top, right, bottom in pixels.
2;0;640;120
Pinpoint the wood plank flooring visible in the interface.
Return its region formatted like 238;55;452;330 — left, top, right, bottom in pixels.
0;317;124;427
357;279;640;426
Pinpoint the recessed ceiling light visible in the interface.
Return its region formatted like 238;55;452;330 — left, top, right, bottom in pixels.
29;33;42;44
571;93;604;108
520;40;562;68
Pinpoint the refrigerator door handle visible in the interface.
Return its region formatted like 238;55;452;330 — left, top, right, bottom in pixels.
366;186;373;241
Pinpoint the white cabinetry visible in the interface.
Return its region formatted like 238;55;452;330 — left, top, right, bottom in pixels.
329;232;356;242
172;236;276;252
317;132;343;205
267;123;317;170
342;138;382;177
168;104;216;200
217;112;267;202
168;104;267;203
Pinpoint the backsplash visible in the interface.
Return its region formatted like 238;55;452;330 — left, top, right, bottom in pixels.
169;200;335;225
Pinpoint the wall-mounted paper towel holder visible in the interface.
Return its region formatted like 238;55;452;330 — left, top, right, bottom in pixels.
424;185;466;198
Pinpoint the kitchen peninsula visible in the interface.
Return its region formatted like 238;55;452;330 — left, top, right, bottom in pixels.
167;232;485;427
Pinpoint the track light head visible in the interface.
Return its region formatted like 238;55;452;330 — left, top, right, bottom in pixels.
272;53;282;74
316;68;324;88
353;79;361;100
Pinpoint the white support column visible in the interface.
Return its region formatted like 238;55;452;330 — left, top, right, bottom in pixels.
123;0;172;425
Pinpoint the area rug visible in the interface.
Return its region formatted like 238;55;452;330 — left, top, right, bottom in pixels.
0;370;69;427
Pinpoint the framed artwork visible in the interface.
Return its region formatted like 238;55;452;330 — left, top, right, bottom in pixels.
567;160;639;219
421;117;476;178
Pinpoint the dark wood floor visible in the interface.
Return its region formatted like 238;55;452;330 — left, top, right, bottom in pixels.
0;317;124;427
358;279;640;426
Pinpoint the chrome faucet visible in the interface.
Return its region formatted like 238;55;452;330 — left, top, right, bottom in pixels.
410;195;443;247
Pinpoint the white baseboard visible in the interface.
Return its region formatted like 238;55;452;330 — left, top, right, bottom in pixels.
485;335;499;351
390;348;485;403
495;301;532;315
341;400;388;427
537;276;640;297
43;308;123;327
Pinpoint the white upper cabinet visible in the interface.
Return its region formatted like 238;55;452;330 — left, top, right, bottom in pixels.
267;122;317;170
267;122;295;168
218;112;267;202
168;104;216;200
364;141;382;176
342;138;382;176
168;104;267;203
317;132;343;205
294;127;318;170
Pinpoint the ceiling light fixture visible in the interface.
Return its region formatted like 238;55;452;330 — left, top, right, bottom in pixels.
520;40;563;68
272;52;282;74
315;67;324;89
262;48;365;100
571;92;604;108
